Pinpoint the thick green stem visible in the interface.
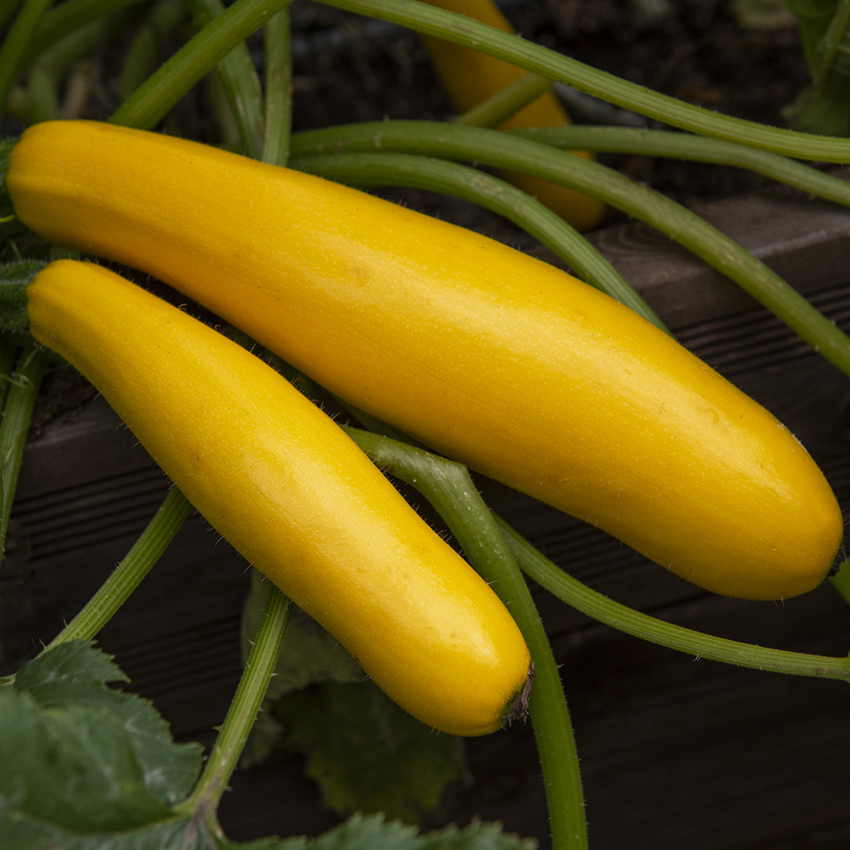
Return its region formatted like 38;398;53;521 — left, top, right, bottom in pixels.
290;121;850;379
261;7;292;167
26;0;146;66
291;150;668;333
0;343;48;569
110;0;296;130
0;0;55;113
455;72;553;127
184;0;264;157
314;0;850;162
342;426;587;850
498;516;850;682
509;125;850;208
176;583;291;820
45;488;193;649
118;0;186;102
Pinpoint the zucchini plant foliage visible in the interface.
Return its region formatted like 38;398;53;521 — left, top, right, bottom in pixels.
1;2;850;850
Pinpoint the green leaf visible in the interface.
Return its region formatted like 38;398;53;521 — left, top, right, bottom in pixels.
299;813;534;850
275;683;468;825
0;642;202;841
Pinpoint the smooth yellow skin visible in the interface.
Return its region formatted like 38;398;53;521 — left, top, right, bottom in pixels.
419;0;605;231
27;260;531;737
9;121;844;600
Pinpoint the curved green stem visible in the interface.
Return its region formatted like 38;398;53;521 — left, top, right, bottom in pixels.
315;0;850;162
118;0;186;103
26;0;145;66
184;0;264;157
343;426;587;850
110;0;296;130
292;149;668;332
498;515;850;682
45;487;193;649
261;7;292;166
176;582;291;821
290;120;850;379
0;342;48;568
455;71;553;128
509;125;850;209
0;0;55;113
0;0;23;31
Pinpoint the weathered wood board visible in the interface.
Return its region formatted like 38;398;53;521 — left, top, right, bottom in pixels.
2;176;850;849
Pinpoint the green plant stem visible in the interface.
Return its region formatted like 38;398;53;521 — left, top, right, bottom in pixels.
183;0;264;157
0;0;22;31
110;0;296;130
177;583;291;822
315;0;850;162
343;426;587;850
813;0;850;86
509;124;850;209
292;150;668;333
0;0;55;113
498;516;850;682
828;559;850;606
0;338;18;414
0;343;48;567
23;19;106;124
261;7;292;166
26;0;146;66
118;0;186;102
45;487;193;649
290;120;850;379
455;71;553;127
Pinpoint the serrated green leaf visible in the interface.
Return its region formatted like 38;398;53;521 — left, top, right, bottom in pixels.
0;642;203;840
13;641;202;805
300;813;533;850
276;683;467;824
418;821;537;850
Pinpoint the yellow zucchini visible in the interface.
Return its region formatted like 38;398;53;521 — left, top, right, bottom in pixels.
418;0;605;231
6;120;843;601
24;258;532;737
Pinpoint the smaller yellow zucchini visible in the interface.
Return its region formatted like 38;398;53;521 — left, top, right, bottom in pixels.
419;0;605;231
24;259;532;737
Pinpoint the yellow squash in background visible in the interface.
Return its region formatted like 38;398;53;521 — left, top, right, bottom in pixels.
418;0;605;231
24;259;532;737
5;121;843;601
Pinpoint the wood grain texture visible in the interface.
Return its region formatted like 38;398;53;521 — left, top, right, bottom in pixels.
2;175;850;849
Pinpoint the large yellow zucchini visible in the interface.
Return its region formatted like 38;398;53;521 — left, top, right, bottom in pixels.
6;120;843;601
24;259;532;737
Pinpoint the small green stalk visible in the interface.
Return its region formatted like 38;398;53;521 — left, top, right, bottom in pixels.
176;582;291;825
455;72;553;128
0;0;55;113
508;124;850;209
45;488;193;649
261;7;292;167
118;0;186;102
0;342;48;566
110;0;296;130
828;559;850;607
183;0;264;157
